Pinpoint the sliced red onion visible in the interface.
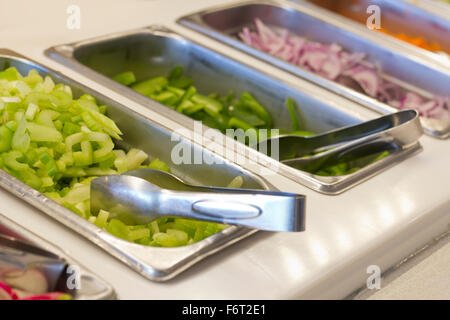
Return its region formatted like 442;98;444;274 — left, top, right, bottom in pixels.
239;19;450;121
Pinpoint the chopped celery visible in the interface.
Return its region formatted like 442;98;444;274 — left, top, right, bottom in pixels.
113;71;136;86
0;126;13;152
0;67;226;248
148;158;170;172
286;98;300;131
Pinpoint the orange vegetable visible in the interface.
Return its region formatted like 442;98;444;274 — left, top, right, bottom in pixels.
377;28;446;53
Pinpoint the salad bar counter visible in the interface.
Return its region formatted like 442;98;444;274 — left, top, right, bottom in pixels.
0;0;449;299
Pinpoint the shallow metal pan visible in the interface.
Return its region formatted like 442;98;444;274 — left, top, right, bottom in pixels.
0;49;275;281
45;26;422;194
0;213;116;299
177;0;450;139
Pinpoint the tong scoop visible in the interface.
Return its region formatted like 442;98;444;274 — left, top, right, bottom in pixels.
91;169;305;232
257;109;421;167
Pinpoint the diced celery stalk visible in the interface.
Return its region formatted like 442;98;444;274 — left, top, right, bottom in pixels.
94;209;110;228
166;229;188;244
62;122;81;135
106;219;130;241
228;117;255;131
25;103;39;120
126;148;148;170
0;126;13;152
43;76;55;93
5;121;18;132
65;132;84;151
191;94;222;114
131;77;168;96
0;67;21;81
153;233;180;247
27;122;63;142
11;117;30;152
129;228;150;241
148;158;170;172
3;151;29;171
286;98;300;132
73;141;93;166
63;184;90;204
227;176;244;188
150;221;159;234
240;92;272;127
113;71;136;86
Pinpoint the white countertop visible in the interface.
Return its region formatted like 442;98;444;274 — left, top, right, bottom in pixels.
0;0;449;299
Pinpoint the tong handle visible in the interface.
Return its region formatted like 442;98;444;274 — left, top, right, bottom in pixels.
306;109;418;151
91;175;305;232
155;190;305;232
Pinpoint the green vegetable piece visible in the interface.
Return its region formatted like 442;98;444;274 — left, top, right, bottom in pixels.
11;117;30;153
0;67;21;81
148;158;170;172
4;151;29;171
131;77;168;96
227;176;244;189
129;228;151;241
106;219;130;241
240;92;272;127
168;66;184;81
191;94;223;114
286;98;301;131
290;130;316;137
62;122;81;136
153;232;180;247
166;229;188;245
113;71;136;86
227;105;266;127
27;122;63;142
0;126;13;152
169;77;193;89
228;117;255;131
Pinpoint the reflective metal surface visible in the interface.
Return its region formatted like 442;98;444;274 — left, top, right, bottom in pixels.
0;214;115;300
177;0;450;139
265;109;422;163
45;26;423;194
91;169;306;232
0;235;66;292
0;49;272;281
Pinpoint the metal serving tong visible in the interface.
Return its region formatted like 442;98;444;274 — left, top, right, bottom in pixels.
256;109;422;172
91;169;306;232
0;234;67;291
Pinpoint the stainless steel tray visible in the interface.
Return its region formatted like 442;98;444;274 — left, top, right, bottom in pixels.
45;26;422;194
0;214;115;299
293;0;450;65
177;0;450;139
0;49;274;281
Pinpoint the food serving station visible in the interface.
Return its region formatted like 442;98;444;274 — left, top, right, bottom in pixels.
0;0;448;299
